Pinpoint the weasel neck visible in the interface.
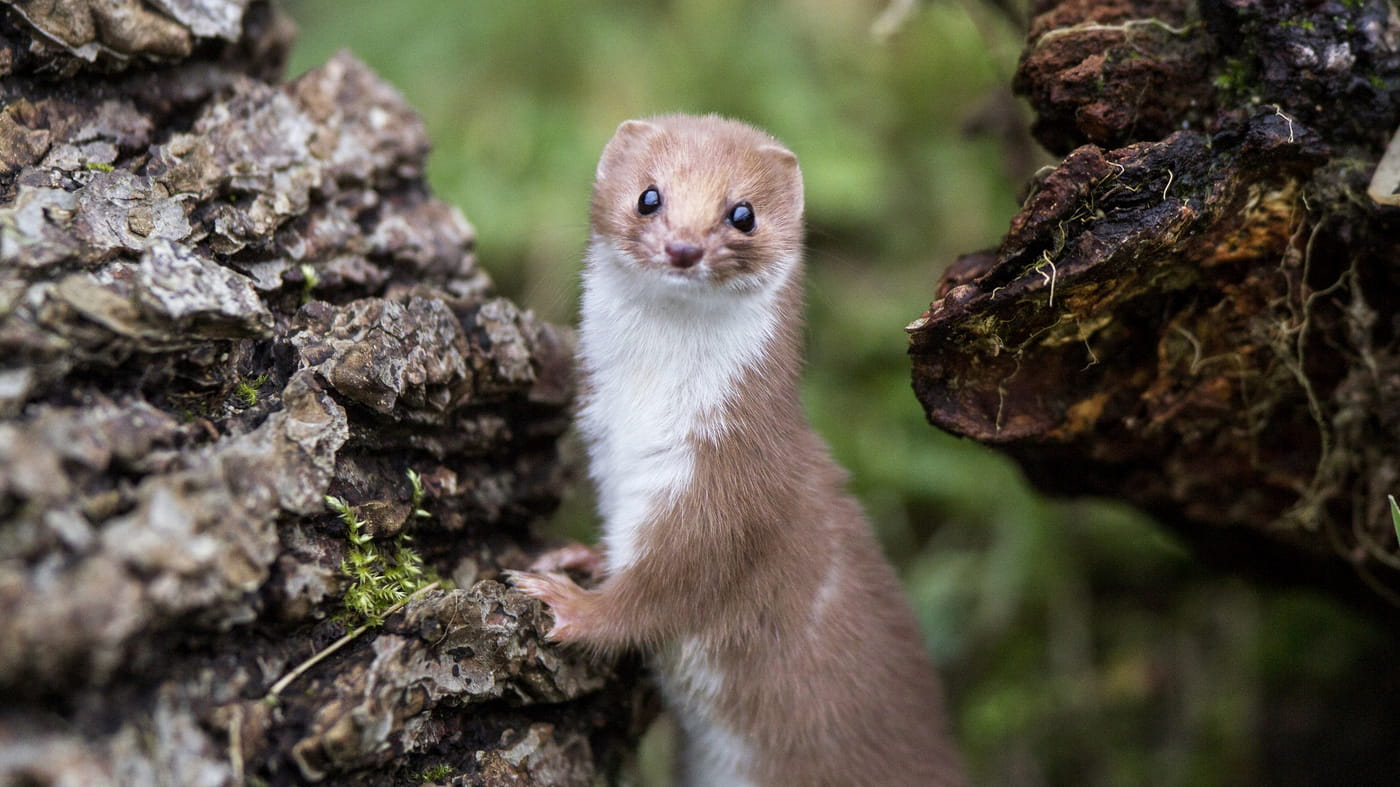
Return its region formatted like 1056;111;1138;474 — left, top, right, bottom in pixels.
577;237;803;440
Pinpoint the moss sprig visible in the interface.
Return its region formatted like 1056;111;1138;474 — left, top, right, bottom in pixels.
299;262;320;303
416;763;454;782
1389;495;1400;545
233;373;269;407
328;469;437;626
407;468;431;519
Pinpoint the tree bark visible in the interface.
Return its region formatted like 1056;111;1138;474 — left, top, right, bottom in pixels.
0;2;647;784
908;0;1400;613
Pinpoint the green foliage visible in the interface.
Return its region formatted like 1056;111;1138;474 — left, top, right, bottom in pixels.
328;470;435;627
1390;495;1400;544
286;0;1022;322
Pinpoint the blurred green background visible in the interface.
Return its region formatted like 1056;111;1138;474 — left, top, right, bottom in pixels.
284;1;1397;784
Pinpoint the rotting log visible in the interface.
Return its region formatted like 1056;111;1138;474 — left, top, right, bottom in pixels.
908;0;1400;611
0;2;647;784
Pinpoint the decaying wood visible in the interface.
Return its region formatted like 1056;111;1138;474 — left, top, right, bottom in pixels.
0;1;647;784
909;0;1400;610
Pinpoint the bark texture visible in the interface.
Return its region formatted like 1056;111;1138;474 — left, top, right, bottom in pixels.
0;2;647;784
908;0;1400;610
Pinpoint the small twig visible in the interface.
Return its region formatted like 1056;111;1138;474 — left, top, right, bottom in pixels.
1271;104;1296;143
994;354;1026;433
264;580;441;702
1036;253;1058;307
1080;336;1100;371
1173;325;1204;373
229;703;244;785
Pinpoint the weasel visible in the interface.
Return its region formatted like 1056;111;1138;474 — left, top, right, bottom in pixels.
510;114;965;787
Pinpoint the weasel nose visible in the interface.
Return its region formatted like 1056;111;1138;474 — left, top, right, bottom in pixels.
664;242;703;269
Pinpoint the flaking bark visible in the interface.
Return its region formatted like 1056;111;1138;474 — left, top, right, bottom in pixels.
0;2;646;784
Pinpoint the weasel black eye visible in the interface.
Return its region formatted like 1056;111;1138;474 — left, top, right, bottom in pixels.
638;186;661;215
728;201;755;233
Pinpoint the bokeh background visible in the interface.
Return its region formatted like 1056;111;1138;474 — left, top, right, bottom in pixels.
284;1;1398;784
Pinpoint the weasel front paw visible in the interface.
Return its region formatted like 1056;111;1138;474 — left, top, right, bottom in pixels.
505;570;588;643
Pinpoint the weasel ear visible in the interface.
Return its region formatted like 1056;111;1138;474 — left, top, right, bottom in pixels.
596;119;661;180
614;118;660;142
757;144;800;174
758;144;803;212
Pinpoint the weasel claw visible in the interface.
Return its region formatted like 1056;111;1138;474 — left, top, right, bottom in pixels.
504;569;582;642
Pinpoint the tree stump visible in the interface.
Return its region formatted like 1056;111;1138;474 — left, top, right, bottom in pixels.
0;2;647;784
908;0;1400;612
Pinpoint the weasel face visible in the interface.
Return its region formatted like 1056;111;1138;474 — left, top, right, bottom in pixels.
589;115;805;293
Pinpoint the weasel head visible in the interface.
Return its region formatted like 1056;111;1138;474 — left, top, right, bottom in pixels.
589;114;804;295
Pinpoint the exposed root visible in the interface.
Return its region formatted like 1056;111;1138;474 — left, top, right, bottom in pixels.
1035;252;1059;308
1031;18;1200;52
1270;104;1296;144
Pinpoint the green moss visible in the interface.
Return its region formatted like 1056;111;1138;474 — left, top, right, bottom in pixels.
417;763;454;781
299;263;320;303
1212;56;1251;94
329;469;437;627
407;468;431;520
84;161;115;172
233;374;269;407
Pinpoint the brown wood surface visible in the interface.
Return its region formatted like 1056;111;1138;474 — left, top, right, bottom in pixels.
909;0;1400;614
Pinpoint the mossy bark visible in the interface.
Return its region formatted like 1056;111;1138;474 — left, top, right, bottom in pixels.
909;0;1400;613
0;2;647;784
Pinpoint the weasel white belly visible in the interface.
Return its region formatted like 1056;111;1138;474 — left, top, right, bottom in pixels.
576;238;789;575
656;637;757;787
